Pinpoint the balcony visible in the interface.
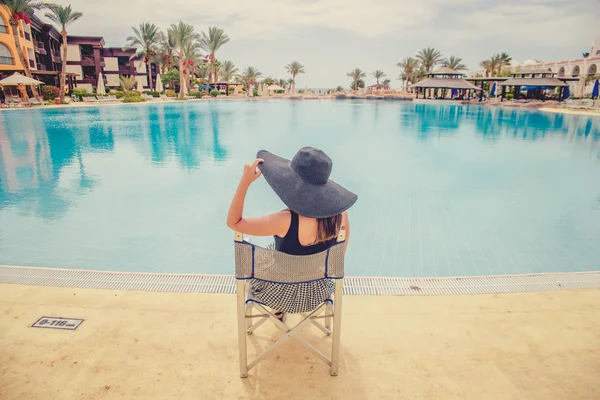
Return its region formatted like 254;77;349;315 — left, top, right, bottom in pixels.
52;51;61;63
118;67;132;75
37;64;47;71
80;55;96;66
0;56;14;65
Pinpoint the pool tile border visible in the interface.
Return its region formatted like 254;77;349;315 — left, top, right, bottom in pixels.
1;265;599;296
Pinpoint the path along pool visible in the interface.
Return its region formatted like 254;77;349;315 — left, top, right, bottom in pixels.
1;100;599;277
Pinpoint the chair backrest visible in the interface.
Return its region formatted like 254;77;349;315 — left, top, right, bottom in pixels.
234;230;346;283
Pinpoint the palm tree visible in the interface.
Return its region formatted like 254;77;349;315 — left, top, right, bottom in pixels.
335;85;344;92
372;69;386;85
240;66;261;95
480;54;505;77
1;0;45;100
126;23;164;91
181;41;202;92
416;47;443;73
278;78;287;89
397;57;419;90
198;26;230;88
157;29;176;73
44;3;82;103
441;55;467;71
194;63;210;89
347;68;366;91
168;22;200;99
119;75;137;94
285;61;305;83
382;78;391;89
497;52;512;74
219;60;238;82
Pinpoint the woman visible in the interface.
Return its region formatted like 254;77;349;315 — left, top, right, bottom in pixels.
226;147;357;318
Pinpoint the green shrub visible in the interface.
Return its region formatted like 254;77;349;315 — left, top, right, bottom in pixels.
165;90;176;97
188;91;204;99
210;89;220;97
229;86;235;92
72;88;89;100
506;93;514;100
252;89;258;97
114;90;125;99
42;85;60;100
143;90;160;97
122;93;146;103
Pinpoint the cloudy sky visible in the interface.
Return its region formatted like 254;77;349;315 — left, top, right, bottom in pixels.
44;0;599;88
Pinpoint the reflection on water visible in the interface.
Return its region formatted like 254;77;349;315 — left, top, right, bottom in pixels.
0;103;234;218
0;101;599;276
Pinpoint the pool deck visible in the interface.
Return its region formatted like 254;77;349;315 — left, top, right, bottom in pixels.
1;283;599;400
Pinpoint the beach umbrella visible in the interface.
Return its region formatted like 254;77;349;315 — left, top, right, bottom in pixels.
290;82;295;94
262;83;268;97
155;74;163;93
490;82;496;97
257;84;263;96
446;88;452;99
592;79;599;99
563;85;570;100
96;73;106;95
0;72;43;86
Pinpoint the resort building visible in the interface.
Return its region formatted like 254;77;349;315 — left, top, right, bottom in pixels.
65;36;154;92
0;6;37;74
1;7;155;93
471;37;600;97
412;67;481;104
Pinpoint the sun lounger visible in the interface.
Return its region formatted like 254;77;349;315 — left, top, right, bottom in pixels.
82;96;99;103
160;94;169;100
142;94;155;101
27;98;44;106
5;96;21;107
106;95;119;101
233;228;346;378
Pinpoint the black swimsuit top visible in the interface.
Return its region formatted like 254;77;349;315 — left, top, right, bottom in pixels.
274;211;337;256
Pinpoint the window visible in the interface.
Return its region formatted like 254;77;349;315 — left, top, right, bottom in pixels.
0;43;13;65
0;18;7;34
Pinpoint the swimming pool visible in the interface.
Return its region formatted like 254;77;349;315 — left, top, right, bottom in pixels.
1;101;599;277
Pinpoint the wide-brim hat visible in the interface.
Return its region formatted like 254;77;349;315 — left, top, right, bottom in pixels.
257;147;357;219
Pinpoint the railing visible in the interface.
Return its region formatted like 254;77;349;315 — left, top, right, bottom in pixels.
0;56;13;65
35;40;45;49
37;64;47;71
0;25;7;34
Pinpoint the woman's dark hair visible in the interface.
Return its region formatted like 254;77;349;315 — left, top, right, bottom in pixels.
316;214;342;243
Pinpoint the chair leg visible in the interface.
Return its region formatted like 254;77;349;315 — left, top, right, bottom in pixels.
330;280;343;376
236;281;248;378
245;302;253;334
325;301;332;334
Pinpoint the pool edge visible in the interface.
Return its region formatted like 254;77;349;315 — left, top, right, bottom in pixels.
1;265;599;296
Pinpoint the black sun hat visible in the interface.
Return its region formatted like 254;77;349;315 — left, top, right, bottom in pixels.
257;147;358;219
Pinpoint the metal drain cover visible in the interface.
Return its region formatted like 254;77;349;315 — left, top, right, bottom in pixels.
31;316;84;330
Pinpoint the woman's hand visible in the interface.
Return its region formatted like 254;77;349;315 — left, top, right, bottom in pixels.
240;158;264;185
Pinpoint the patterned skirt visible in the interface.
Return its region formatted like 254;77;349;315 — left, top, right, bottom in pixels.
250;278;335;314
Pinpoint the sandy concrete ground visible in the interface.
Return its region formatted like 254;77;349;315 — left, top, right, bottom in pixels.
539;107;600;117
1;284;599;400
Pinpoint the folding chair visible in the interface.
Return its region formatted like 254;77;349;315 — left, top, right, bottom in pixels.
234;229;346;378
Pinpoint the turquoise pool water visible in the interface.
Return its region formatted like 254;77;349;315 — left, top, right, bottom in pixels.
1;101;599;277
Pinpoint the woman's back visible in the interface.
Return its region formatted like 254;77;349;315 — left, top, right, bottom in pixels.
275;211;337;255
